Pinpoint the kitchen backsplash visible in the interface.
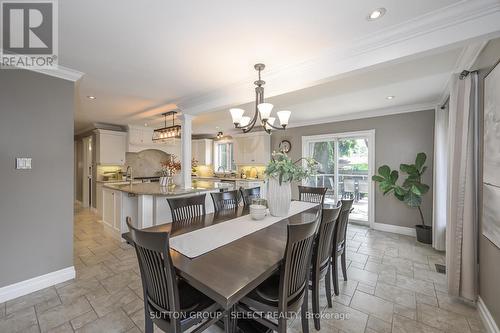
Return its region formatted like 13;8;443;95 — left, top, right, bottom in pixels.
125;149;170;177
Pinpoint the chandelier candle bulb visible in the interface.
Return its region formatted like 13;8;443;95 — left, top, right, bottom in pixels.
277;110;291;126
257;103;273;120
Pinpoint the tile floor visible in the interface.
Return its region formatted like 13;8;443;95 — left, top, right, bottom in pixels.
0;204;485;333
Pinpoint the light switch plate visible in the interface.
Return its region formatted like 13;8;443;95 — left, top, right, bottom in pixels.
16;158;32;170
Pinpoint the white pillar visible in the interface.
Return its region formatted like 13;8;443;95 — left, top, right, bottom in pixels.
181;114;193;189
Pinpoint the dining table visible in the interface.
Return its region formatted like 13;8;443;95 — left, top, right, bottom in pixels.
122;202;321;333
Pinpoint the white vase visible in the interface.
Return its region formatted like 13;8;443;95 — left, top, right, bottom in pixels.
267;177;292;217
159;176;168;187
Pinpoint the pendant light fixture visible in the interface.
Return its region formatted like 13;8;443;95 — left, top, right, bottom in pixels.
152;111;181;141
229;64;291;134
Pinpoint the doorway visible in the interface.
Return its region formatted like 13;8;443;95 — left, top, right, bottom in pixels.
82;136;93;208
302;130;375;226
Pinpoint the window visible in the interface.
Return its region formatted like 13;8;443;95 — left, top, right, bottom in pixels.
215;142;235;172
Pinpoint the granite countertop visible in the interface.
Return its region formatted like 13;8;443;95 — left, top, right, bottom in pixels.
104;180;234;196
193;176;265;182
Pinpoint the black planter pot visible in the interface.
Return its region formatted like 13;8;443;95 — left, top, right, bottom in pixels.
415;225;432;244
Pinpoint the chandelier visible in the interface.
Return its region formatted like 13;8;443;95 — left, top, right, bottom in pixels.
229;64;291;134
152;111;181;141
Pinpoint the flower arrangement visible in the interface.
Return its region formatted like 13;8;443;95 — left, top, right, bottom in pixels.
191;158;199;174
264;152;319;185
159;155;181;176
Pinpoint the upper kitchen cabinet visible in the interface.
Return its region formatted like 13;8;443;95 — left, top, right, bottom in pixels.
192;139;213;165
94;129;127;165
233;132;271;165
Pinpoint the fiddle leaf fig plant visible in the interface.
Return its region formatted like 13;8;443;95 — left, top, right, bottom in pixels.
372;152;430;225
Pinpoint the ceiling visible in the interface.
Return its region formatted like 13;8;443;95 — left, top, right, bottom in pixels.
59;0;500;134
192;47;462;134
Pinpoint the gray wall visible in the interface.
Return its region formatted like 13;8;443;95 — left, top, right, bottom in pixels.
474;38;500;327
0;70;75;287
271;110;435;228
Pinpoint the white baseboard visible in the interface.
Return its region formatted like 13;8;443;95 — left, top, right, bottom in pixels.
0;266;75;303
478;296;500;333
372;222;417;237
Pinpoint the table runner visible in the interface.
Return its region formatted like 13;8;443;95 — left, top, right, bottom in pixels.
169;201;318;258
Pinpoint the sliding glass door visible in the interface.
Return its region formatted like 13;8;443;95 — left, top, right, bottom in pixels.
302;130;374;226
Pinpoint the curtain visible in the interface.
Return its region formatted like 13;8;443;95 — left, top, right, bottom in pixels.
446;72;479;301
433;105;448;251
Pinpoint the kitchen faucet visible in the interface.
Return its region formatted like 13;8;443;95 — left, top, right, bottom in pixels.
126;166;133;184
217;165;227;177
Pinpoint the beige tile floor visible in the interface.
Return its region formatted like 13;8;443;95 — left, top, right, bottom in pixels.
0;204;485;333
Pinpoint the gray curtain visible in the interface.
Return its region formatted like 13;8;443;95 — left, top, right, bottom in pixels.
433;105;448;251
446;72;480;301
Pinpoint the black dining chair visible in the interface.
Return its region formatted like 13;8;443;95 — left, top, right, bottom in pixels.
238;216;320;333
210;190;240;211
240;187;261;206
126;217;223;333
331;199;354;296
309;204;341;330
167;194;206;223
298;186;328;205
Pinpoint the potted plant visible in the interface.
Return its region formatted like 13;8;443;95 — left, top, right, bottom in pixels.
264;152;318;217
372;152;432;244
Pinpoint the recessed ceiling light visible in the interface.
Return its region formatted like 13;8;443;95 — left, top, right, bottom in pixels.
86;95;96;100
386;95;395;100
367;8;386;21
144;123;148;127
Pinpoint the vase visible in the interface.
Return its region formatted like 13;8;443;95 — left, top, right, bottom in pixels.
267;177;292;217
159;176;168;187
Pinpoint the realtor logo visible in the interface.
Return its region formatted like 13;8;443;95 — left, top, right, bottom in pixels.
1;0;58;69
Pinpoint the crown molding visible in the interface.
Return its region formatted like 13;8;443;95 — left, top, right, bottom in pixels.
31;65;84;82
177;0;500;116
0;54;85;82
283;102;437;130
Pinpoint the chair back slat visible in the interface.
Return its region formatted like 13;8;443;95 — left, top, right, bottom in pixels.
298;186;327;205
211;190;240;211
240;187;261;206
333;199;354;254
279;213;320;307
313;205;342;272
167;194;206;223
126;217;179;315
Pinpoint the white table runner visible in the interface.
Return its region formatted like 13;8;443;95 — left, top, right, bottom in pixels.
169;201;318;258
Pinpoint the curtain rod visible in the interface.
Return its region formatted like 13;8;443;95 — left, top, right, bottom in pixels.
459;69;478;80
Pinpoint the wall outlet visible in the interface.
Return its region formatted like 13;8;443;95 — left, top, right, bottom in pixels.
16;158;32;170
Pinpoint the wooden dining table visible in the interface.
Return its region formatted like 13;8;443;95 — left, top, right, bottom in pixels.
122;203;321;332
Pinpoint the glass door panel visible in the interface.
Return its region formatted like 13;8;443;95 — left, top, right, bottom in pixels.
338;138;369;223
304;140;336;205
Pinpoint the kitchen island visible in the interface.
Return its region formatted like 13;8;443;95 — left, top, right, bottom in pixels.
101;180;234;240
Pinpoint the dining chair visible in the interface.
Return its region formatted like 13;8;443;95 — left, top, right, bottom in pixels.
298;186;327;205
210;190;240;211
126;217;223;333
167;194;206;223
240;187;261;206
238;215;320;333
331;198;354;296
310;204;341;330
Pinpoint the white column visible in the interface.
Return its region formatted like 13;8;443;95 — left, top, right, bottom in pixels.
181;114;193;189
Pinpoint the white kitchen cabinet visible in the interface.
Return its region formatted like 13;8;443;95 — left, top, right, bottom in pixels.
233;132;271;165
96;182;103;218
95;129;127;165
236;180;267;199
192;139;213;165
102;187;123;232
